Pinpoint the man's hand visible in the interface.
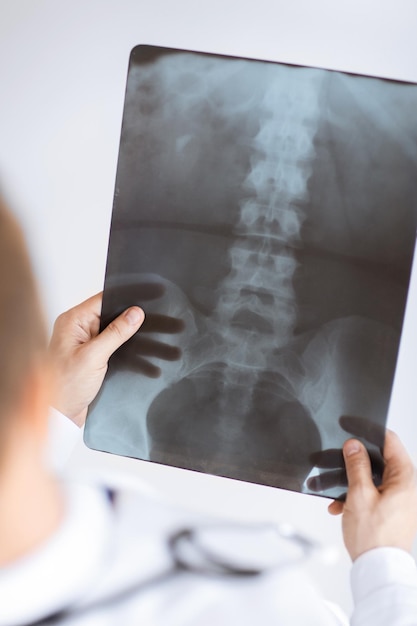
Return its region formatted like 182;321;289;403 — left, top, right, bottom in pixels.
102;282;185;379
328;430;417;561
307;415;385;494
48;293;144;427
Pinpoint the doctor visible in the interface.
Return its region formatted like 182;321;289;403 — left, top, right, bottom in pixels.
0;200;416;625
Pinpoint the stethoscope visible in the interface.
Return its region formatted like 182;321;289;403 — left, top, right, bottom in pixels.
24;493;323;625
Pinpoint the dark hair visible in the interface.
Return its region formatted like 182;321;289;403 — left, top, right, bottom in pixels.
0;200;47;435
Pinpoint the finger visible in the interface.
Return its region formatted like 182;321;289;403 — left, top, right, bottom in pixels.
369;449;385;487
307;469;347;492
77;293;104;337
343;439;376;494
127;356;162;378
134;336;182;361
310;448;344;469
56;292;103;328
382;430;415;483
141;314;185;334
67;292;103;318
53;293;104;343
91;306;145;362
111;355;162;379
328;500;344;516
339;416;385;449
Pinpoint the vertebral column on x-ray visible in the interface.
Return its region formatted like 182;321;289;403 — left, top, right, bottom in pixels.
208;67;322;424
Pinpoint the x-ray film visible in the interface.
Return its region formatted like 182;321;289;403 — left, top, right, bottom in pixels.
85;45;417;500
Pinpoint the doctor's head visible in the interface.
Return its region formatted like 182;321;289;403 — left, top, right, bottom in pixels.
0;198;48;457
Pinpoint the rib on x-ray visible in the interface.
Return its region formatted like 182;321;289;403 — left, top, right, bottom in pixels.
85;45;417;499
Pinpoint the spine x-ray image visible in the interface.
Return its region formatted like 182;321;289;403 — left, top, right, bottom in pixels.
85;45;417;500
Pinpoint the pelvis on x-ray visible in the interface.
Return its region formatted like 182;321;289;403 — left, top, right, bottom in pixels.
85;46;417;499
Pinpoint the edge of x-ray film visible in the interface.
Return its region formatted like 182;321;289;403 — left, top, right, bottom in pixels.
386;238;417;439
84;45;417;500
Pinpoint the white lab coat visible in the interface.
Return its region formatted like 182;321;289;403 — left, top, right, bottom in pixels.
0;413;416;625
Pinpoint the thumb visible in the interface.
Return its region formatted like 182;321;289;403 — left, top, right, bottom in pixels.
343;439;375;494
91;306;145;362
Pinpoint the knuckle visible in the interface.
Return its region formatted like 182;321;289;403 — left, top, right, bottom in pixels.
54;312;67;327
55;309;74;327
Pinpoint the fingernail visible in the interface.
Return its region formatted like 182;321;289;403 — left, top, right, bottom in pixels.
125;307;143;325
344;440;361;457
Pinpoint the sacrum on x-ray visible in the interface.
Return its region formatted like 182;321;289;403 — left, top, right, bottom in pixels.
85;45;417;500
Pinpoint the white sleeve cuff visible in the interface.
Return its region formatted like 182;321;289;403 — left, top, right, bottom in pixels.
351;547;417;625
45;408;82;472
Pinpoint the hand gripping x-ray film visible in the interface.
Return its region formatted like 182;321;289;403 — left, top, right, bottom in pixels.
85;45;417;500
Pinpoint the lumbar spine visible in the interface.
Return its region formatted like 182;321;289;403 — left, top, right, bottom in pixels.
210;66;323;414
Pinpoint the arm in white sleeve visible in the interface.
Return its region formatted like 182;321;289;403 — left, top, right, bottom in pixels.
351;547;417;626
45;408;82;472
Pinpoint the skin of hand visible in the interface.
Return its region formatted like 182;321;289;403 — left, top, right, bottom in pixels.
48;293;144;426
328;430;417;561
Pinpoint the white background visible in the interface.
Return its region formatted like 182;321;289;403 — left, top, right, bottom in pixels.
1;0;416;615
